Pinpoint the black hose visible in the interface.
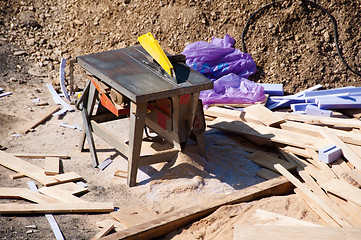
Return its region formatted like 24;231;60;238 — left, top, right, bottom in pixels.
241;0;361;77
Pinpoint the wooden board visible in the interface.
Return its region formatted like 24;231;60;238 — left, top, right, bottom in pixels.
247;151;297;173
252;209;321;226
280;121;361;146
0;188;59;204
341;169;361;187
321;179;361;207
40;182;88;195
22;105;61;134
0;151;59;186
39;186;88;203
13;153;70;159
91;223;114;240
44;157;60;176
101;176;292;240
281;146;312;158
110;206;158;227
255;168;281;180
54;172;83;183
96;219;127;232
274;111;361;129
233;225;361;240
209;118;328;150
244;104;285;127
274;164;352;227
0;202;114;214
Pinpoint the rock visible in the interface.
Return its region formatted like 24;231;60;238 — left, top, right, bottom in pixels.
28;67;47;77
26;38;35;46
18;10;39;27
324;31;331;43
13;50;27;56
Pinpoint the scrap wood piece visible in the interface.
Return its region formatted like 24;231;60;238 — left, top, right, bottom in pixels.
13;153;70;159
0;202;114;214
247;151;296;173
280;146;312;158
204;106;262;125
96;219;127;232
293;188;338;227
244;104;285;127
306;149;338;181
22;105;61;134
341;169;361;188
0;150;59;186
321;179;361;207
209;118;327;150
54;172;83;184
100;176;292;240
255;168;281;180
233;225;361;240
252;209;322;226
274;111;361;129
274;164;352;227
39;186;88;203
110;206;158;227
44;157;60;176
320;128;361;170
42;182;88;195
10;172;26;179
298;170;358;227
0;187;60;204
280;121;361;146
92;223;114;240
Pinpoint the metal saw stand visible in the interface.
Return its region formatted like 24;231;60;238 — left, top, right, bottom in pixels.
76;46;213;187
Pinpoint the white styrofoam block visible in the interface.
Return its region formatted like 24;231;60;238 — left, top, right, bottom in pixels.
319;145;342;164
306;104;333;117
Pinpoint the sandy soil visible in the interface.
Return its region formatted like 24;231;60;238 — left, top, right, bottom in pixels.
0;0;359;239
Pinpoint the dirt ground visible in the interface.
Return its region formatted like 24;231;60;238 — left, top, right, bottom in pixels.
0;0;360;239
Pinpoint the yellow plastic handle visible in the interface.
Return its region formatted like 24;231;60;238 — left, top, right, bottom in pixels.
138;32;174;77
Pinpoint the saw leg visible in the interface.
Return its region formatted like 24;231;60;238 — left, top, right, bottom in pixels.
127;101;147;187
79;82;97;152
192;99;207;160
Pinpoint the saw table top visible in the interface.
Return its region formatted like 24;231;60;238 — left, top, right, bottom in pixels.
77;46;213;102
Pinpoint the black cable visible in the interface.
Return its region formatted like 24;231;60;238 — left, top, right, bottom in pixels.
241;0;361;77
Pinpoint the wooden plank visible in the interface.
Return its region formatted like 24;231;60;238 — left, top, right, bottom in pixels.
294;188;338;227
91;223;114;240
110;206;158;227
39;187;88;203
44;157;60;176
255;168;281;180
281;146;312;158
96;219;126;232
298;170;358;227
101;176;292;240
0;188;59;204
42;182;88;195
274;111;361;129
0;202;114;214
252;209;322;226
209;118;327;150
233;225;361;240
341;169;361;188
274;164;352;227
327;192;361;227
13;153;70;159
0;151;59;186
247;151;296;173
321;179;361;207
10;172;26;179
244;104;285;127
306;149;338;181
280;121;361;146
320;128;361;170
22;106;61;134
54;172;82;184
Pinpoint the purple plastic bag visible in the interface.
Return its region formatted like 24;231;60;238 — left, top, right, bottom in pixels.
182;35;264;107
200;73;265;106
182;34;257;79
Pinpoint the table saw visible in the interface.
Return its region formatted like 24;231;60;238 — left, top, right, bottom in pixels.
76;33;213;186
